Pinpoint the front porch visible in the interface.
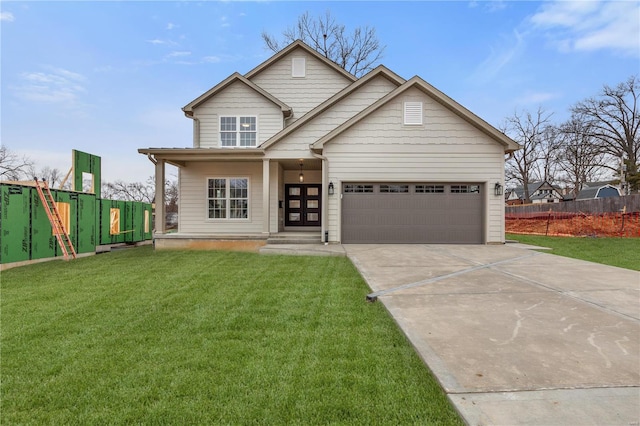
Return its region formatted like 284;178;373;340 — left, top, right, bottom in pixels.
141;147;332;247
153;231;324;252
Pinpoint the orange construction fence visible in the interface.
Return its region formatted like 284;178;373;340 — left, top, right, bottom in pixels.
506;211;640;238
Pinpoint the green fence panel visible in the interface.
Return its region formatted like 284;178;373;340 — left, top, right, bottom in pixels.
30;186;56;261
133;202;144;242
115;200;126;243
77;193;96;254
124;202;133;243
0;184;31;264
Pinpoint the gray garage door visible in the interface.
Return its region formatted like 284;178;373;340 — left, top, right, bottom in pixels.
341;183;483;244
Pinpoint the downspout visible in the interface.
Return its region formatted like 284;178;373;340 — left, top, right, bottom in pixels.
310;148;329;243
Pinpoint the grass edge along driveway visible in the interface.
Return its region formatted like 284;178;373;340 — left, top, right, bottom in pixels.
1;246;463;425
506;234;640;271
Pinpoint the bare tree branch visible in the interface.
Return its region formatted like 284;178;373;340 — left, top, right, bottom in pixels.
572;75;640;192
502;107;554;202
0;146;35;181
262;10;385;78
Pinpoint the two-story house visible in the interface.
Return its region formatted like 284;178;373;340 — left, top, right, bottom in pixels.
506;181;564;205
139;40;519;248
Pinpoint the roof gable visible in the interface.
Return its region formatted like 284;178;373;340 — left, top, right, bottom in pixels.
244;40;357;83
312;76;520;152
182;72;292;117
260;65;405;150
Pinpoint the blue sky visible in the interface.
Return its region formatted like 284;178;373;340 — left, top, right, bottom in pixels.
2;1;638;184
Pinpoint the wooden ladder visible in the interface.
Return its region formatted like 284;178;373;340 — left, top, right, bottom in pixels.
34;179;77;260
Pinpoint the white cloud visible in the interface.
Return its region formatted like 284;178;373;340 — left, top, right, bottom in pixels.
471;29;525;82
166;22;177;30
203;56;221;63
167;51;191;58
13;66;87;105
220;15;230;28
530;0;640;56
1;11;15;22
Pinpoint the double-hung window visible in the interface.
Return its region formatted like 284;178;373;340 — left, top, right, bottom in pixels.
220;116;257;147
207;178;249;219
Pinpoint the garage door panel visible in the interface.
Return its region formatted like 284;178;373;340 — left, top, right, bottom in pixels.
342;183;483;244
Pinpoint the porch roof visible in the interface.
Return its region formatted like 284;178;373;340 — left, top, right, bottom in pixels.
138;147;264;167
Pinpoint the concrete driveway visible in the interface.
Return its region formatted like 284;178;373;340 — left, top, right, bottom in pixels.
344;243;640;426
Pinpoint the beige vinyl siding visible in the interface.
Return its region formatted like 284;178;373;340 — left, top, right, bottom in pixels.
323;88;506;243
266;75;398;158
192;81;283;148
178;161;263;234
250;49;352;123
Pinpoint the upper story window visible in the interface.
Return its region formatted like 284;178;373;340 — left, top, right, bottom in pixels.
220;116;257;147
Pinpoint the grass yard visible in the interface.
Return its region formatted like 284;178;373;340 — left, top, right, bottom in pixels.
1;246;462;425
506;234;640;271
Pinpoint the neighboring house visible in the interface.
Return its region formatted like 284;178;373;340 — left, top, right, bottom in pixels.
575;183;621;200
507;181;564;205
139;40;519;246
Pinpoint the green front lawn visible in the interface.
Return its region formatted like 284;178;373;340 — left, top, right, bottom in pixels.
506;234;640;271
1;247;462;425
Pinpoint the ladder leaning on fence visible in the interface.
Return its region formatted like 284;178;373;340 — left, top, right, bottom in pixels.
34;179;77;261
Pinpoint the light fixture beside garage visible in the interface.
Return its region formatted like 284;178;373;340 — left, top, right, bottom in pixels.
494;182;503;196
328;181;334;195
299;160;304;182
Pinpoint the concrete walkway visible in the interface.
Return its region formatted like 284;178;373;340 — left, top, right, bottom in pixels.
343;243;640;426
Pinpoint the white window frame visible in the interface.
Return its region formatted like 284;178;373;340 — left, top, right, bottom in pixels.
206;177;250;220
219;116;258;147
404;101;423;125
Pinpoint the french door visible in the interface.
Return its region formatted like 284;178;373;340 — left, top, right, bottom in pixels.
285;184;321;226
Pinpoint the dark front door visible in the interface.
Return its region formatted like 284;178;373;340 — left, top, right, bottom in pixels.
285;184;321;226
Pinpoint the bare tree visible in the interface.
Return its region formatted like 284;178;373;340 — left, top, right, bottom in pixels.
0;146;34;181
262;11;385;77
556;117;612;196
502;107;554;202
572;75;640;192
102;176;178;211
103;179;154;203
28;166;71;189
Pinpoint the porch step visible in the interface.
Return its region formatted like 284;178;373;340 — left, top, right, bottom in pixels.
267;233;321;244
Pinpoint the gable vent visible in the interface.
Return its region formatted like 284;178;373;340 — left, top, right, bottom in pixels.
292;57;306;78
404;101;423;125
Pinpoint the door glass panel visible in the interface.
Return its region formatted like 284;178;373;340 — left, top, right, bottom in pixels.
289;200;301;209
307;200;318;209
289;187;301;196
289;213;301;222
307;213;318;221
307;187;319;196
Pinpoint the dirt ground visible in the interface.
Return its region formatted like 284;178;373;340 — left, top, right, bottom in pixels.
506;212;640;237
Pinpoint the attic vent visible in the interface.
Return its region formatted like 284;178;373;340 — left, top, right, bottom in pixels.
292;57;306;78
404;102;423;125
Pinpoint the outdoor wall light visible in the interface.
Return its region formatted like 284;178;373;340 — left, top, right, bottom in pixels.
328;181;335;195
299;161;304;183
494;182;503;196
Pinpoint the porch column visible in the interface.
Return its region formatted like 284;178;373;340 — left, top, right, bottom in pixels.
321;157;327;242
155;159;166;234
262;159;270;235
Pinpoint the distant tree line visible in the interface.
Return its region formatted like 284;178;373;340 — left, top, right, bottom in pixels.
503;75;639;202
0;147;177;213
